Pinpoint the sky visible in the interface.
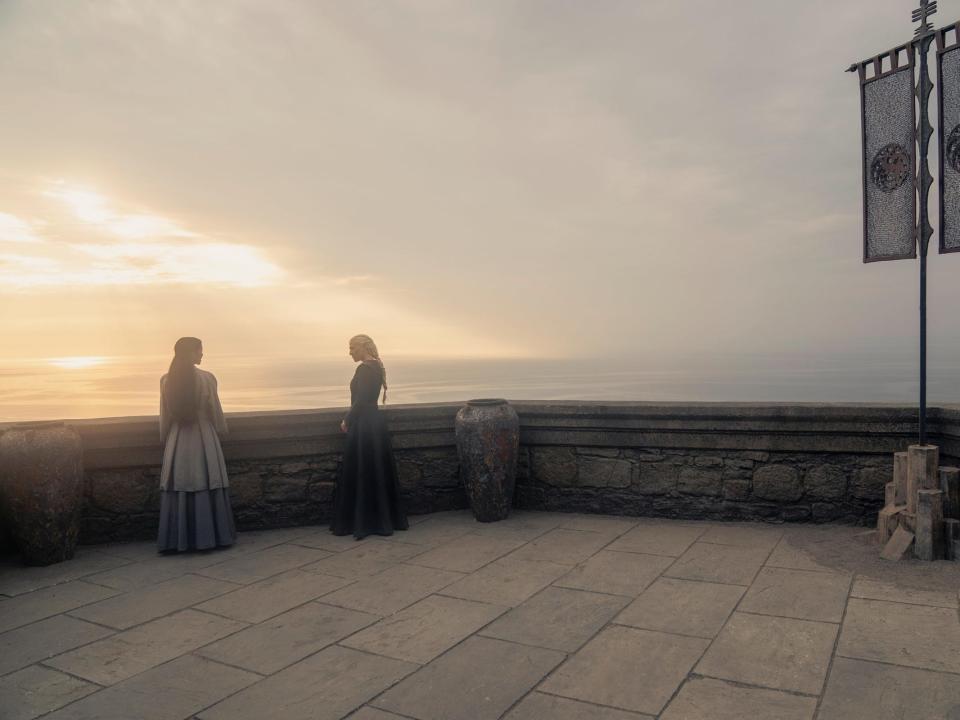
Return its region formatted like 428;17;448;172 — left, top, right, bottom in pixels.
1;0;958;369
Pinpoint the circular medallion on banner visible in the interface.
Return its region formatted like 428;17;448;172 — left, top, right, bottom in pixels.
946;125;960;173
871;143;911;192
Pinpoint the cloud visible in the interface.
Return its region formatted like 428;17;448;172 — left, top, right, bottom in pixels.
0;212;43;244
45;183;196;239
70;240;282;287
0;182;283;289
330;275;374;286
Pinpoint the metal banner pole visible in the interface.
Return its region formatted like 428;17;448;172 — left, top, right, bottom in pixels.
916;24;936;445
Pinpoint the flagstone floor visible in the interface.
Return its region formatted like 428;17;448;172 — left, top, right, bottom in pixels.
1;510;960;720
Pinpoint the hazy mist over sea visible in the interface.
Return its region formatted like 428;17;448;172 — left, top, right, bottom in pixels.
3;352;959;422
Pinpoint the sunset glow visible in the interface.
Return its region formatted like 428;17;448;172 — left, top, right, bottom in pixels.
45;183;196;239
0;212;42;244
45;186;113;224
0;182;284;289
3;0;959;420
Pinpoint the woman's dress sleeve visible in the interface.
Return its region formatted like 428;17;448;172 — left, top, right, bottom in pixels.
160;376;171;441
208;373;229;436
345;363;380;425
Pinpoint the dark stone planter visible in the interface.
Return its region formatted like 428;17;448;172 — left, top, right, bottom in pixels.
0;422;84;565
455;399;519;522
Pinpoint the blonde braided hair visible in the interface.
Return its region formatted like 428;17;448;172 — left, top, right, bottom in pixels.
350;334;387;403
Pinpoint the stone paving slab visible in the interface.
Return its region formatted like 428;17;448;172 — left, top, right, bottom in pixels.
664;541;770;586
43;654;259;720
378;517;477;547
850;577;959;608
540;625;710;716
0;580;119;634
606;522;705;557
412;510;472;524
738;566;851;623
504;692;653;719
195;568;352;624
3;514;960;720
0;614;114;676
697;524;784;551
83;552;228;592
555;513;639;536
480;586;630;652
553;550;673;597
341;594;506;664
438;555;570;606
347;709;409;720
481;510;565;531
290;531;375;552
0;550;129;597
659;676;817;720
373;636;565;720
303;540;424;579
614;577;745;638
818;656;960;720
46;609;246;685
197;645;416;720
69;573;239;630
695;612;838;695
96;541;159;561
765;538;845;574
228;526;317;549
196;543;331;584
508;528;614;565
0;665;98;720
837;598;960;674
467;520;559;543
407;533;525;573
319;563;464;616
197;601;378;674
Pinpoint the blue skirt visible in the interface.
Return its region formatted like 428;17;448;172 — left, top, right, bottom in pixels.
157;488;236;553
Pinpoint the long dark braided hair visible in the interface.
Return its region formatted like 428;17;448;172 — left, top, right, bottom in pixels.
163;337;202;424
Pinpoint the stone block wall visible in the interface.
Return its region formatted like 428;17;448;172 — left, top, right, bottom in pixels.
509;402;960;524
65;406;467;543
81;450;466;543
3;401;960;545
516;446;898;523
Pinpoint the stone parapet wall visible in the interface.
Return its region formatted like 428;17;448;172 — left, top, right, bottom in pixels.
67;405;465;543
511;402;960;524
516;446;894;523
3;402;959;545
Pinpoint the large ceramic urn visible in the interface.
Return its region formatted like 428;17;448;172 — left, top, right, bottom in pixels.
455;399;520;522
0;422;84;565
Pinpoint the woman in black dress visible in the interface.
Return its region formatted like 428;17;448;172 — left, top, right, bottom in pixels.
331;334;408;539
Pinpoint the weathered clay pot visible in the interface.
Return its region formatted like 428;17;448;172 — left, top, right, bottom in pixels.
0;422;84;566
455;399;519;522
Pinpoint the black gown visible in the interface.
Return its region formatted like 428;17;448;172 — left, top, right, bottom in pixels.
331;360;408;539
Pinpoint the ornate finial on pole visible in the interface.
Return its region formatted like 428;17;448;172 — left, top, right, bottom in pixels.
913;0;938;37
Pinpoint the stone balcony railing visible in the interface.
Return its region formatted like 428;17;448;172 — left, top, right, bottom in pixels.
5;402;960;545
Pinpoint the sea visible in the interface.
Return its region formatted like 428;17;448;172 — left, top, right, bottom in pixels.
2;352;959;423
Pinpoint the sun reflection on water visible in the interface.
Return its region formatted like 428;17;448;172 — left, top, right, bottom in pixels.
47;356;110;370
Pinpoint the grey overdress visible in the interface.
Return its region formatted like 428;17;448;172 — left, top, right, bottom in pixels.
157;368;236;552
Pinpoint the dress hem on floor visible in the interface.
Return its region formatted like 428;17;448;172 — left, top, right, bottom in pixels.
157;488;236;553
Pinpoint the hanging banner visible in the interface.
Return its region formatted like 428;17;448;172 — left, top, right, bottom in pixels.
938;24;960;253
857;47;917;262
